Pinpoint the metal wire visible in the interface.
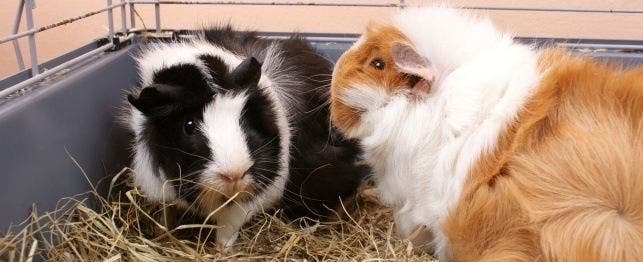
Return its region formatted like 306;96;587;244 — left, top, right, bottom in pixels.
462;6;643;14
25;0;38;77
127;1;643;14
0;2;128;44
129;1;398;8
0;34;135;98
107;0;115;42
121;0;128;33
11;0;26;71
130;1;137;27
155;0;161;33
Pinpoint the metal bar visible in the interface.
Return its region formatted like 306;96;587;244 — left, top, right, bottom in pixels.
130;1;136;28
120;0;127;33
0;2;128;44
155;0;161;33
11;0;26;70
305;35;643;51
263;34;643;52
129;1;397;8
107;0;115;42
0;29;37;44
24;0;38;77
0;44;113;98
265;35;360;43
399;0;405;9
126;1;643;14
557;42;643;50
0;34;135;98
461;5;643;14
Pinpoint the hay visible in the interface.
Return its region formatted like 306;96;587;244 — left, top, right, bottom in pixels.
0;169;435;261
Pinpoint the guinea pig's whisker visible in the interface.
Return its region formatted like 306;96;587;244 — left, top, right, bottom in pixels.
304;100;330;114
305;73;333;77
250;180;302;203
253;159;279;163
303;83;332;93
150;144;211;162
250;178;330;203
182;194;202;216
250;137;278;155
295;164;336;203
252;156;279;162
169;170;203;185
303;75;332;82
324;118;346;151
251;167;280;175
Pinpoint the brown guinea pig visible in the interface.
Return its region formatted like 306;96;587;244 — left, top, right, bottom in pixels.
330;6;642;262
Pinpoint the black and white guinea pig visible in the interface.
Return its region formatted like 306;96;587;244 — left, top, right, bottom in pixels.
124;26;369;248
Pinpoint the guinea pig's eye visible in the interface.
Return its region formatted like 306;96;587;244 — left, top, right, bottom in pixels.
184;119;197;135
370;58;385;70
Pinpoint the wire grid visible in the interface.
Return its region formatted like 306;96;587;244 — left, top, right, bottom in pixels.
1;0;643;98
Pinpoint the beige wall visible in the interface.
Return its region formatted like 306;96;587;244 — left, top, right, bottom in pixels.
1;0;642;79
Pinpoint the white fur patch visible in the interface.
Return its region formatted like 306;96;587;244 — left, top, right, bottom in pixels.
261;43;307;115
338;84;391;139
200;92;254;181
131;143;177;202
208;42;294;247
128;109;177;203
340;6;541;260
136;39;243;87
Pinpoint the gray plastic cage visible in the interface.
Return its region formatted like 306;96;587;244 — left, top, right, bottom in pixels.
1;0;643;232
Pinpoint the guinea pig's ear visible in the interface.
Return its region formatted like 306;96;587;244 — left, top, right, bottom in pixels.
391;42;434;84
127;84;176;116
231;57;262;87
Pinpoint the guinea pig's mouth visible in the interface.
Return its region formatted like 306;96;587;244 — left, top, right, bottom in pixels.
198;179;256;203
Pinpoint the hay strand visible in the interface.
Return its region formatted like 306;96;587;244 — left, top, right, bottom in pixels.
0;169;436;261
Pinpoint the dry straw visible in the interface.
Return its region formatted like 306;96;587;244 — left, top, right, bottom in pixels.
0;168;435;261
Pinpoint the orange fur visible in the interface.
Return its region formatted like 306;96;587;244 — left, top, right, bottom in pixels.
330;24;413;133
442;49;643;261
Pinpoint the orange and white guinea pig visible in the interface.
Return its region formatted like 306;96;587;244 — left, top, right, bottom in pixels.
330;6;642;262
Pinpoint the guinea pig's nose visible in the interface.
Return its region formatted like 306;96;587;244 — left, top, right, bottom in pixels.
218;172;244;183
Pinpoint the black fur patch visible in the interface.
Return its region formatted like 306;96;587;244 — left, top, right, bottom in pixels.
131;64;213;202
198;54;228;87
129;64;213;118
240;87;281;191
231;57;281;193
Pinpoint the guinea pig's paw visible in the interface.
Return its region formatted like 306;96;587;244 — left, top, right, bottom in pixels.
215;241;235;255
215;228;240;252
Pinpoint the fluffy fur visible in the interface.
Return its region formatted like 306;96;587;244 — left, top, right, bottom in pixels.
126;26;369;247
330;24;413;134
330;6;642;261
